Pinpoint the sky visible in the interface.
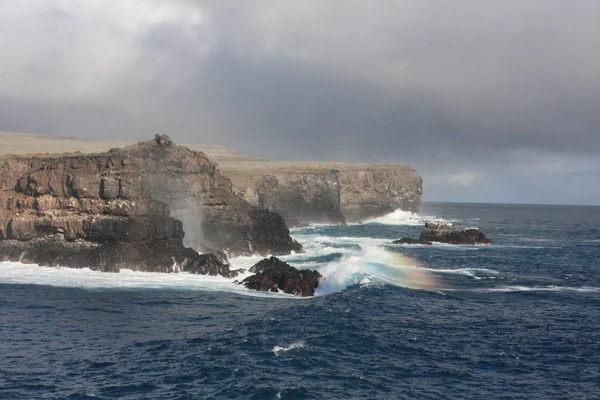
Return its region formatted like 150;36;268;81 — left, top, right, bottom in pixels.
1;0;599;205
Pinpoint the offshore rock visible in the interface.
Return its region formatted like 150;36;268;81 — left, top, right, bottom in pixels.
394;221;492;245
420;221;492;245
0;135;300;273
241;256;321;297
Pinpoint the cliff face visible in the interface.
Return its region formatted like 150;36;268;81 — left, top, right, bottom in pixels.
221;162;422;224
0;132;424;225
0;136;300;271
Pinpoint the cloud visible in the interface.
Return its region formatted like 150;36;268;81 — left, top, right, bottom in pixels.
448;173;482;187
0;0;599;204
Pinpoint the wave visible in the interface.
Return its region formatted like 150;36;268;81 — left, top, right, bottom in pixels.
423;267;500;280
361;209;424;226
314;245;440;295
0;261;295;298
470;285;600;293
272;341;305;355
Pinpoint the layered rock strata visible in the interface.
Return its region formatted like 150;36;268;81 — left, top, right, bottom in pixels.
0;132;423;225
222;162;422;224
0;135;300;272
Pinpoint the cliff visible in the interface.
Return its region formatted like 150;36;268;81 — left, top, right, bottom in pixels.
0;132;423;225
221;161;422;224
0;135;300;272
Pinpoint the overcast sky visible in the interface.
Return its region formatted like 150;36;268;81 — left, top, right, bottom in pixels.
1;1;599;205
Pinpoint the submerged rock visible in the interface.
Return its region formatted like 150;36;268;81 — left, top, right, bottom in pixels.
241;256;321;297
394;221;492;245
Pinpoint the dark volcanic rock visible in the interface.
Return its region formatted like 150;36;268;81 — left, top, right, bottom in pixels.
393;237;431;245
179;251;239;277
0;235;239;277
241;256;321;297
0;135;301;273
394;221;492;245
420;221;492;245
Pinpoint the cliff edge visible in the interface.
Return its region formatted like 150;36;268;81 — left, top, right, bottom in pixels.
0;135;300;272
0;132;423;225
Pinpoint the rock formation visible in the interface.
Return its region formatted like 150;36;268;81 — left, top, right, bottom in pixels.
241;256;321;296
0;135;301;273
222;162;422;224
393;221;492;245
0;132;423;226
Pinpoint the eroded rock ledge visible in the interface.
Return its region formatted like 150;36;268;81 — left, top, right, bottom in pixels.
0;135;301;273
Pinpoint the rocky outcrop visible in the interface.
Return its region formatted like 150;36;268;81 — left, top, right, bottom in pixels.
241;256;321;296
0;135;301;273
222;162;422;224
394;221;492;245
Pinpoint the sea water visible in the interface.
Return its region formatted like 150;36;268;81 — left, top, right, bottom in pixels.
1;202;599;399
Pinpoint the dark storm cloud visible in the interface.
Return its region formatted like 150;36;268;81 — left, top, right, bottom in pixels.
1;0;599;203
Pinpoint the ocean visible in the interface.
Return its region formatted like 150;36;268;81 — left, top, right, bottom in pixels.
1;202;599;399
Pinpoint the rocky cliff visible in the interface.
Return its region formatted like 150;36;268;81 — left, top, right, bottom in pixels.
221;162;422;224
0;132;423;225
0;135;301;272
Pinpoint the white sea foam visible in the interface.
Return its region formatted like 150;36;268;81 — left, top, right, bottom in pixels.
469;286;600;293
422;267;500;279
362;209;424;226
0;261;295;298
272;341;305;355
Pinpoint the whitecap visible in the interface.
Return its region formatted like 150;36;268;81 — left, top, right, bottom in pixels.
361;209;424;226
272;341;305;355
469;285;600;293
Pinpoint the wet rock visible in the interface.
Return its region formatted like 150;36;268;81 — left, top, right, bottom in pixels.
392;237;431;245
241;256;321;297
179;251;240;278
393;221;492;245
420;221;492;245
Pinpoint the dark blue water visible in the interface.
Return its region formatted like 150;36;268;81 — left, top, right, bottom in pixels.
1;203;599;399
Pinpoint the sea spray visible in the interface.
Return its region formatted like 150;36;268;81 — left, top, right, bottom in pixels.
362;209;424;225
314;245;439;295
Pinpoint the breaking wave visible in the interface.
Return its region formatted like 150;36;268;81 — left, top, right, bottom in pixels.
470;285;600;293
362;208;453;226
314;245;440;295
272;341;305;355
362;209;424;225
